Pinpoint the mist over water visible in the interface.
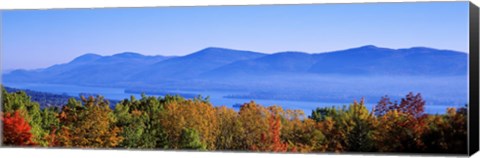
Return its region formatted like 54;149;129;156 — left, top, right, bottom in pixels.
2;46;469;115
3;76;466;115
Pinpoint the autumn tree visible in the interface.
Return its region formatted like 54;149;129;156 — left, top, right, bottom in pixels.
373;93;428;152
421;107;467;153
237;101;270;150
251;113;290;152
1;87;52;146
375;92;426;118
215;106;244;150
1;86;469;154
374;96;393;117
159;95;218;150
314;99;376;152
281;109;324;152
316;108;346;152
1;110;36;146
56;96;123;148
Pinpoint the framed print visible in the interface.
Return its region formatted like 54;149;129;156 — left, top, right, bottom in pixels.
1;1;479;157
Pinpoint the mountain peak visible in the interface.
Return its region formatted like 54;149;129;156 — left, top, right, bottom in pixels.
195;47;237;54
72;53;102;62
112;52;144;58
188;47;265;58
337;45;397;53
357;45;379;49
78;53;102;58
275;51;309;55
204;46;223;50
320;45;390;56
269;51;311;58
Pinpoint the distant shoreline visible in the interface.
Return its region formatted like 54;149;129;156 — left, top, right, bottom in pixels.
2;83;466;115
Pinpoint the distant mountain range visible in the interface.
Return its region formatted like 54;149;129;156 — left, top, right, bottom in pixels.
129;47;266;83
205;45;467;77
3;45;469;105
3;45;467;87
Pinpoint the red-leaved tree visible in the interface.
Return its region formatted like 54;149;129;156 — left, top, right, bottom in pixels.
2;111;36;146
251;114;297;152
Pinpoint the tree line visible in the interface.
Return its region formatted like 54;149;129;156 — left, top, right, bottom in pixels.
1;86;467;154
4;86;120;109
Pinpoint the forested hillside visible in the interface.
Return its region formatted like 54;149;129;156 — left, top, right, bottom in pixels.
1;86;467;154
4;86;119;109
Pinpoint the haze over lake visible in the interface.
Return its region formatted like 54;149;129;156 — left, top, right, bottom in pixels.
2;45;469;114
1;82;463;114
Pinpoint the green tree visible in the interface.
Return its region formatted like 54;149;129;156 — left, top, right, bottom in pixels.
114;95;167;149
342;99;375;152
310;106;338;122
179;128;207;150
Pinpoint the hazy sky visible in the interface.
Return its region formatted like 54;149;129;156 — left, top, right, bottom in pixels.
1;2;469;70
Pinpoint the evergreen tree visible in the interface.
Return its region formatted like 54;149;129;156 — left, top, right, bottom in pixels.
179;128;207;150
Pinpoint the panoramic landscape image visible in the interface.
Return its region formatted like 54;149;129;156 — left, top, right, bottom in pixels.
0;1;470;154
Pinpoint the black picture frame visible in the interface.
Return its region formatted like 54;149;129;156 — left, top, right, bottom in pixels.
469;1;479;156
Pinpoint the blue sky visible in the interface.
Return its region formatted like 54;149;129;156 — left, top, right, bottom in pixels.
1;1;469;70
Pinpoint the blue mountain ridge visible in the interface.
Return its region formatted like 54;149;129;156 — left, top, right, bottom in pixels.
3;45;468;86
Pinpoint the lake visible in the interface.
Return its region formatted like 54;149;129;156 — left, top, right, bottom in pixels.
2;82;461;114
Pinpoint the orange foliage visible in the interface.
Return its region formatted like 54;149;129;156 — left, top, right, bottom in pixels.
55;96;123;148
250;114;295;152
159;99;219;150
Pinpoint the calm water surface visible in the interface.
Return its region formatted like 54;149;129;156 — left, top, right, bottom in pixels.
3;82;459;114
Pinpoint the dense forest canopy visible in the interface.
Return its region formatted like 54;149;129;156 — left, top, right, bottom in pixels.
0;86;467;154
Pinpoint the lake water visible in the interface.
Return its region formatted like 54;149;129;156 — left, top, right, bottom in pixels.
3;82;459;114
